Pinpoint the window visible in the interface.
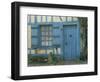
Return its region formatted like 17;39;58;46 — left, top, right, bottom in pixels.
41;26;53;46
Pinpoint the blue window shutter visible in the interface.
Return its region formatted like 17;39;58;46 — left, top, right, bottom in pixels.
32;38;38;45
52;28;61;46
31;28;39;47
32;29;38;36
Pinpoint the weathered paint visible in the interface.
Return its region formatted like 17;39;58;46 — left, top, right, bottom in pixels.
63;25;80;60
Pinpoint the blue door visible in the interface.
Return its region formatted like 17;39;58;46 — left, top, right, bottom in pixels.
63;25;80;60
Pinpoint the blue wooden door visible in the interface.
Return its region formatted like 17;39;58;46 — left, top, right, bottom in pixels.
63;25;80;60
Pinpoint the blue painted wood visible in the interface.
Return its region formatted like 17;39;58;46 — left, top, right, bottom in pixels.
63;24;80;60
31;27;39;47
53;27;61;46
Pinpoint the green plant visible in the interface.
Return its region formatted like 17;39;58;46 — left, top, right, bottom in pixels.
48;52;57;65
28;55;48;64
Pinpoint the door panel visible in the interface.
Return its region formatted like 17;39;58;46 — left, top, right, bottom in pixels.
63;25;79;60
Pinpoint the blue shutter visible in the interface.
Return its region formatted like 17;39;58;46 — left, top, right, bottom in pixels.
32;38;38;45
32;29;38;36
31;28;39;47
53;27;61;47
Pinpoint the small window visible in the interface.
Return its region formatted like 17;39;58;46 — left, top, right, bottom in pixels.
41;26;53;46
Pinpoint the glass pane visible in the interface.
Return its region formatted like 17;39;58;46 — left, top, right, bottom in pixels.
49;32;52;36
45;37;49;41
49;27;52;30
42;32;45;35
42;37;45;40
41;27;45;31
46;41;48;46
45;27;48;31
42;42;45;46
45;32;49;36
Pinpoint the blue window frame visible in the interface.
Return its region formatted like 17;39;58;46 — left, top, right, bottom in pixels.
40;25;53;47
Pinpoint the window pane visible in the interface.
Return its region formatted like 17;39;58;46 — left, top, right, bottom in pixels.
49;32;52;36
46;37;49;41
46;41;48;46
41;27;45;31
45;32;49;36
42;37;45;40
42;42;45;46
45;27;47;31
42;32;45;35
48;41;52;46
